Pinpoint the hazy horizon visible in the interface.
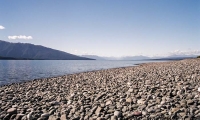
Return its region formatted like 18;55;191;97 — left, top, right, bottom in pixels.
0;0;199;57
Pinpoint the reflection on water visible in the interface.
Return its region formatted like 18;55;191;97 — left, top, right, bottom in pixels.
0;60;166;86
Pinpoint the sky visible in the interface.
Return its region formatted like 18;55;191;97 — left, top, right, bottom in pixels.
0;0;199;57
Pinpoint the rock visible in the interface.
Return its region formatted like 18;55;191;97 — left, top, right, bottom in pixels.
48;115;59;120
171;107;180;113
127;82;132;86
60;114;67;120
142;111;147;116
38;117;46;120
95;106;102;116
198;87;200;92
160;100;165;105
179;112;186;117
180;100;187;107
111;115;117;120
84;115;89;120
21;115;28;120
3;114;10;120
96;117;106;120
15;114;25;120
95;93;106;101
27;111;33;120
90;106;97;115
126;98;132;103
107;109;115;114
147;107;155;113
41;113;50;118
114;111;121;117
10;114;17;119
91;116;98;119
50;101;60;106
106;100;112;106
137;99;145;105
128;88;134;92
122;106;127;112
12;105;18;108
116;102;122;109
187;100;194;105
119;98;126;102
133;111;142;116
7;108;17;114
49;109;56;115
100;103;105;108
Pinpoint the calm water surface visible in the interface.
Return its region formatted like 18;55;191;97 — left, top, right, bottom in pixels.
0;60;166;86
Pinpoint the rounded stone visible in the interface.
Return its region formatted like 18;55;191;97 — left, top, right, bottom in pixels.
114;111;121;117
106;100;112;106
133;111;142;116
126;98;132;103
7;108;17;114
41;113;50;118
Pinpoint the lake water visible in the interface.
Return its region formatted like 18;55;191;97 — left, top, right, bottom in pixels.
0;60;166;86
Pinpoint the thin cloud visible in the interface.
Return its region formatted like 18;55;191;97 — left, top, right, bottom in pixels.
0;25;5;29
8;35;33;40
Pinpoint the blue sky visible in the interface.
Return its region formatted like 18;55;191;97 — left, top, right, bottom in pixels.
0;0;199;57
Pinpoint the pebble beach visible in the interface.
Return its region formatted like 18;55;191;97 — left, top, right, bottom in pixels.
0;59;200;120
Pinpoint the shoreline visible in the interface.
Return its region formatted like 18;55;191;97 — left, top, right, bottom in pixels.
0;60;170;87
0;59;200;119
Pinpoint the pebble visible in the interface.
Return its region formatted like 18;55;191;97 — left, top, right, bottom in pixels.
15;114;25;120
114;110;121;117
128;88;134;92
132;111;142;116
137;99;145;105
198;87;200;92
95;106;102;116
60;114;67;120
126;98;132;103
96;117;106;120
7;108;17;114
41;113;50;118
106;100;112;106
27;112;33;120
0;59;200;119
111;115;117;120
187;100;194;105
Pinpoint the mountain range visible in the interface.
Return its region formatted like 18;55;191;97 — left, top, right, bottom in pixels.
81;55;198;60
0;40;198;60
0;40;93;60
81;55;150;60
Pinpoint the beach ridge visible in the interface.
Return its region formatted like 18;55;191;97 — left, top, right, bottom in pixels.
0;59;200;119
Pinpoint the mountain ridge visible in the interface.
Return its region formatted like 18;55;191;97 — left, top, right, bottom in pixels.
0;40;94;60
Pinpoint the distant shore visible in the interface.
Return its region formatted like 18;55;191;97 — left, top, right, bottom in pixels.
0;59;200;119
0;56;95;60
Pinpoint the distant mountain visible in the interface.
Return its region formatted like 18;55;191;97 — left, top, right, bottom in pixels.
81;54;198;61
120;55;150;60
0;40;94;60
81;55;106;60
81;55;150;60
167;54;197;58
151;54;197;60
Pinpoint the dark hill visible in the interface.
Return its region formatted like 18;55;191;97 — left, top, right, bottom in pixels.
0;40;94;60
